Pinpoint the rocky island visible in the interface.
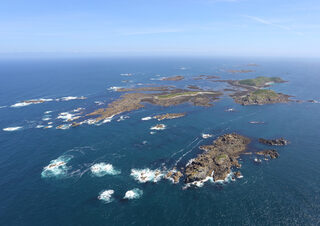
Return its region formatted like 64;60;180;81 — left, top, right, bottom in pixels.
259;138;290;146
86;88;222;123
232;89;291;105
185;133;251;183
256;150;280;159
161;75;184;81
153;113;186;121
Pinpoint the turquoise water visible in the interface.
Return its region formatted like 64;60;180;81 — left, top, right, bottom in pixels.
0;57;319;225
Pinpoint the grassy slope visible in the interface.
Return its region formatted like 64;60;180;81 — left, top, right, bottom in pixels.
239;76;284;86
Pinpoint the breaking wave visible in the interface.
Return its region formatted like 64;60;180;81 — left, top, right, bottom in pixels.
98;190;114;203
130;168;164;183
123;188;143;200
41;155;73;178
90;163;121;177
59;96;86;101
141;116;152;121
3;126;23;132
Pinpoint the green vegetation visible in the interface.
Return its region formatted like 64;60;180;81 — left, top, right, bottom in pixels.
238;76;284;87
157;91;200;99
252;89;279;97
216;154;228;161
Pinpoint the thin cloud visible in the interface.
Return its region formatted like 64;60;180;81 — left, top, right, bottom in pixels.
244;15;304;35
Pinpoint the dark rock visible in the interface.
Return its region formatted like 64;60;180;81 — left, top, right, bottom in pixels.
259;138;289;146
256;149;280;159
185;133;250;183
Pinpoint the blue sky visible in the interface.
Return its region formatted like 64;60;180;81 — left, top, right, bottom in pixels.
1;0;320;57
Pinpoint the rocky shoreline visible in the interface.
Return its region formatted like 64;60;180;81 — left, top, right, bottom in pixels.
185;133;250;183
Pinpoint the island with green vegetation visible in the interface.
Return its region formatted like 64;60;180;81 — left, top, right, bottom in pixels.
232;89;291;105
238;76;286;87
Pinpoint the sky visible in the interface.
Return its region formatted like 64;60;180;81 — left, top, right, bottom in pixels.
1;0;320;57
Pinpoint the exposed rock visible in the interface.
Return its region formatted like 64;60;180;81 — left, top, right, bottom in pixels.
256;150;279;159
234;171;242;178
153;113;186;121
187;85;201;90
166;170;183;184
162;76;184;81
228;69;254;74
259;138;289;146
185;133;250;183
71;122;81;127
232;89;290;105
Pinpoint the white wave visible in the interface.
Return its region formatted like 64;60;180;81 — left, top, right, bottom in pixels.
57;112;80;122
130;168;164;183
44;110;52;114
56;124;71;130
82;119;98;125
120;73;132;76
150;131;156;135
202;133;212;139
90;163;121;177
94;101;104;105
150;77;165;81
150;124;166;130
123;188;143;200
186;171;235;188
11;98;53;108
3;126;23;132
36;125;44;128
41;155;72;178
141;116;152;121
42;116;51;121
98;190;114;203
47;122;53;125
108;86;122;91
60;96;86;101
117;115;129;122
0;106;7;109
102;116;113;124
72;107;84;112
11;102;32;107
44;125;53;129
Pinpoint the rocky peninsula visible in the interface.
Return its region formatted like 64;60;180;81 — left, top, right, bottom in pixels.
87;88;221;122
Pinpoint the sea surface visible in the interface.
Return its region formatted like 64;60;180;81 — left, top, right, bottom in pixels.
0;57;319;225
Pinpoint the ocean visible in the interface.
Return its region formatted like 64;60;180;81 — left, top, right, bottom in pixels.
0;57;319;225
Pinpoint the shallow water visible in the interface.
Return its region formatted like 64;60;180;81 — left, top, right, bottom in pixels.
0;57;319;225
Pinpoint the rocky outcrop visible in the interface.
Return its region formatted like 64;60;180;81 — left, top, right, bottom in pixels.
259;138;289;146
166;170;183;184
185;134;250;183
256;149;280;159
153;113;186;121
232;90;290;105
162;76;184;81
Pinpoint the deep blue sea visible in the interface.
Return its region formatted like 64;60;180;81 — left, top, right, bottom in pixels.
0;57;319;225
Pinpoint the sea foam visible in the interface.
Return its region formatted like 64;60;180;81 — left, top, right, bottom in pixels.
3;126;23;132
141;116;152;121
41;155;73;178
123;188;143;200
98;190;114;203
130;168;163;183
59;96;86;101
90;163;121;177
